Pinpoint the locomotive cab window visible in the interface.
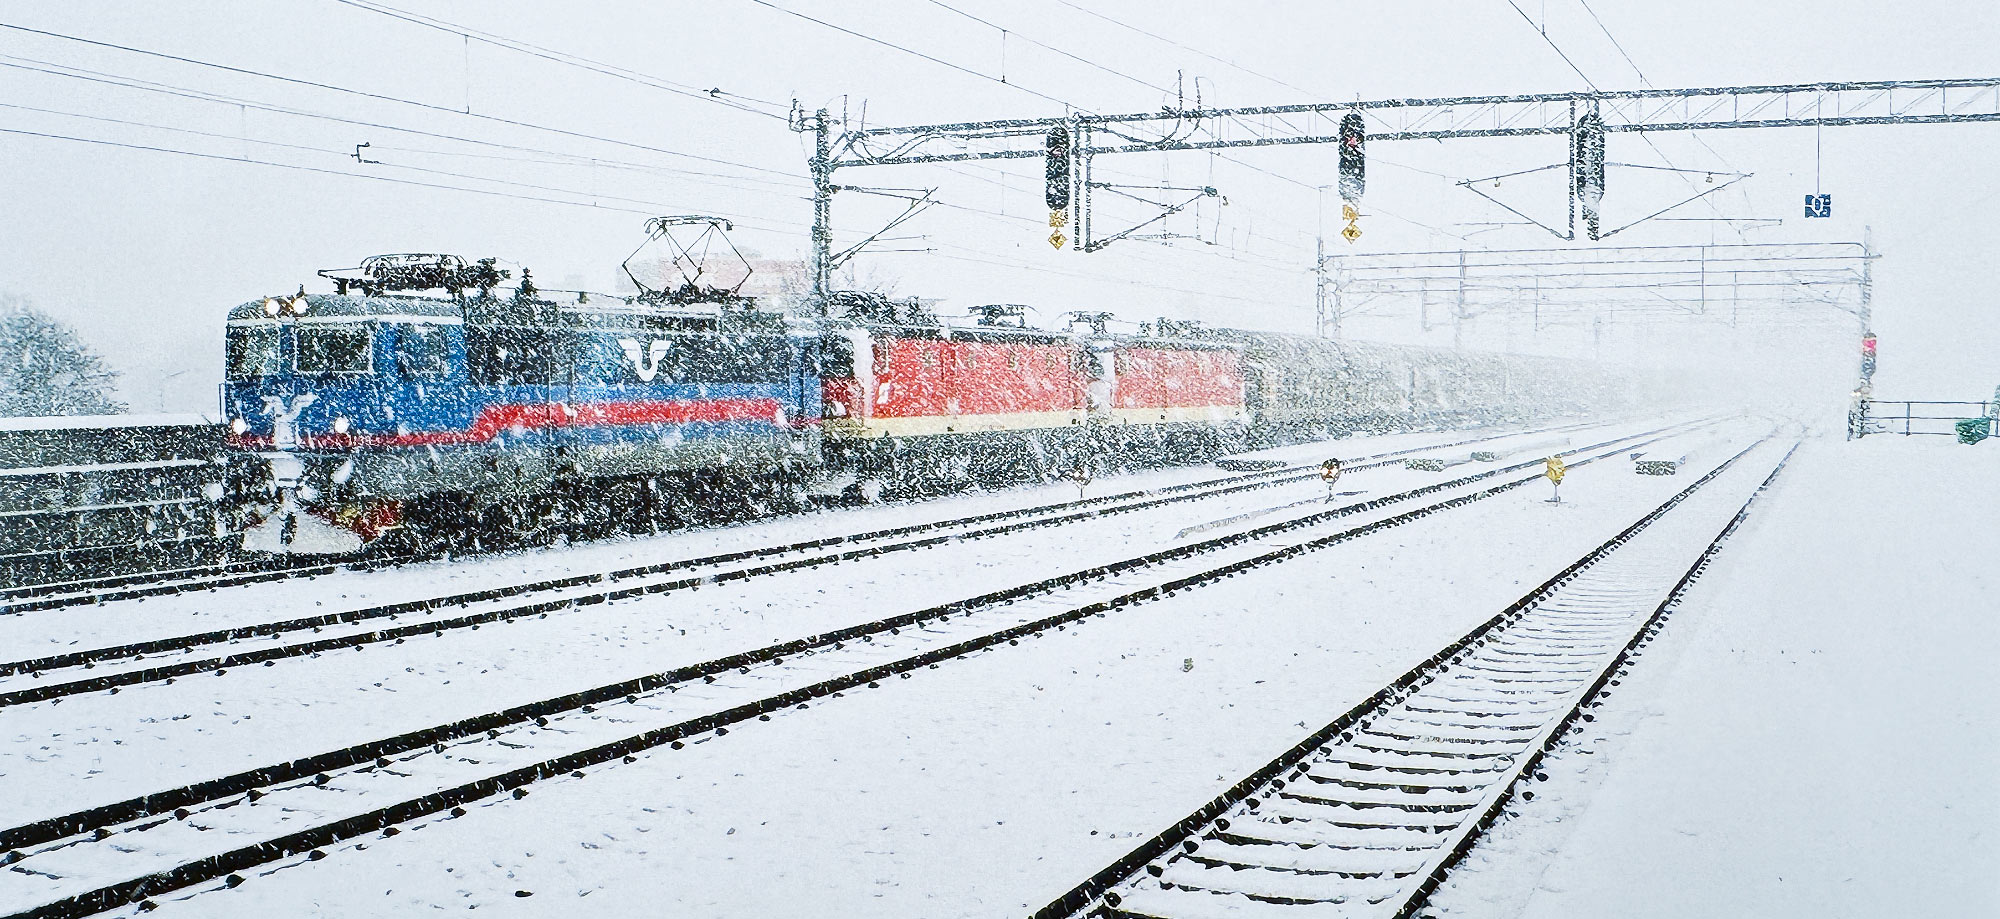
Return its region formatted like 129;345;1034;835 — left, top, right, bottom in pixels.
393;325;454;379
294;325;372;374
225;325;279;380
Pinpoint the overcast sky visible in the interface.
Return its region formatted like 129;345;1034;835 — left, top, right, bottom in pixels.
2;0;1996;413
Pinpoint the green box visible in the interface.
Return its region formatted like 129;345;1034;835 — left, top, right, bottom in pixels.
1957;417;1991;444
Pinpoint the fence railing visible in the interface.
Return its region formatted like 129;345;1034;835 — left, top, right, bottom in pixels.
0;416;227;591
1858;400;1996;437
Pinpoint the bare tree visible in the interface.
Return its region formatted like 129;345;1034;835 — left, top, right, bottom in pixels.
0;294;125;417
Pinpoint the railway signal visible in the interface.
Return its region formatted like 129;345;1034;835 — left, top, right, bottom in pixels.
1544;455;1567;504
1337;112;1366;203
1320;457;1343;501
1046;127;1071;249
1571;112;1606;240
1861;331;1877;379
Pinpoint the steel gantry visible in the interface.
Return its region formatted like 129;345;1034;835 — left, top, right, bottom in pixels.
793;77;2000;310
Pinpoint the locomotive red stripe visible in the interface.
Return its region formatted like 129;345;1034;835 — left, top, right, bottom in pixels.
227;397;787;450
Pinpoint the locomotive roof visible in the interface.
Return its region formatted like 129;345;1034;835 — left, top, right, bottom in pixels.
224;293;797;333
226;293;465;323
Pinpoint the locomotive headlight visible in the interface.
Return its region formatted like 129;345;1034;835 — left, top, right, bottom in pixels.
288;295;310;315
230;417;248;435
332;416;351;434
262;297;282;317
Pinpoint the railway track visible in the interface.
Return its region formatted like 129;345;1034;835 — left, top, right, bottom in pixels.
1030;436;1796;919
0;424;1704;918
0;420;1656;708
0;423;1594;616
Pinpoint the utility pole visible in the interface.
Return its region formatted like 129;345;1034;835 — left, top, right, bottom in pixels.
1453;249;1467;351
1314;234;1327;338
1850;227;1877;439
807;107;834;315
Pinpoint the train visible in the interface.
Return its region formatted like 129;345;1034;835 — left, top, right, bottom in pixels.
220;233;1619;554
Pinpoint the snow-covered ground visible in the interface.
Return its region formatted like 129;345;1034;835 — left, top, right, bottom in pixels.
1425;435;1999;918
0;422;1572;654
0;419;1673;831
54;418;1768;918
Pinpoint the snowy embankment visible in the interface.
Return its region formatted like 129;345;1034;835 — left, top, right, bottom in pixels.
112;420;1760;918
0;420;1662;831
1424;435;1999;918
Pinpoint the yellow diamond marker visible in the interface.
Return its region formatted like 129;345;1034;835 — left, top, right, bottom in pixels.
1340;222;1362;242
1341;204;1360;221
1544;455;1566;484
1049;230;1067;249
1049;208;1069;228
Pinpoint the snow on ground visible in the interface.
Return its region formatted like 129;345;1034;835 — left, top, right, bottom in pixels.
1424;434;1999;918
123;424;1775;918
0;419;1669;828
0;422;1562;654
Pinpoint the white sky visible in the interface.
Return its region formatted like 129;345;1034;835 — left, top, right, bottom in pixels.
1;0;1996;412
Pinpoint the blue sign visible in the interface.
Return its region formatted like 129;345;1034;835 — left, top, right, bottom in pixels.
1804;194;1833;218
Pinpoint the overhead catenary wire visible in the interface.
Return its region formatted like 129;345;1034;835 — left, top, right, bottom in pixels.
768;0;1483;269
0;21;801;178
0;98;814;201
325;0;790;119
0;125;814;237
1571;0;1757;223
1045;0;1322;99
1493;2;1741;238
0;53;807;191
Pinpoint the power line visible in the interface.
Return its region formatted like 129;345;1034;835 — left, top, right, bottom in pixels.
1494;3;1741;238
1571;0;1756;224
1045;0;1321;99
0;97;813;203
1503;0;1599;90
1572;0;1649;85
740;0;1070;108
923;0;1174;96
0;21;800;178
325;0;788;120
0;53;803;191
0;125;812;235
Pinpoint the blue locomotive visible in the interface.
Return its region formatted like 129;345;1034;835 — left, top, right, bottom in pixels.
223;246;820;553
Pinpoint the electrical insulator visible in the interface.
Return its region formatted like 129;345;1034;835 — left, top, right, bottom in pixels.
1045;128;1072;211
1338;113;1366;203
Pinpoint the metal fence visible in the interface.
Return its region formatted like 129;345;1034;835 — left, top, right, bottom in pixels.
0;416;228;591
1858;400;1996;437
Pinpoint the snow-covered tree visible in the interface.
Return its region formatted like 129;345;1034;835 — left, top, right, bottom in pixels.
0;295;125;417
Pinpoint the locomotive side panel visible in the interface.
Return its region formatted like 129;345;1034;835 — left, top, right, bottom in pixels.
831;333;1085;439
1108;346;1248;425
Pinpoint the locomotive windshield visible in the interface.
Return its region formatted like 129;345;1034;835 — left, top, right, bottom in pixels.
225;326;279;380
295;325;372;374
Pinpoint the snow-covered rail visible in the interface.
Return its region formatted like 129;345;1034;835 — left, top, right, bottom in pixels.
2;421;1633;615
0;422;1636;708
1032;437;1796;919
0;425;1702;918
